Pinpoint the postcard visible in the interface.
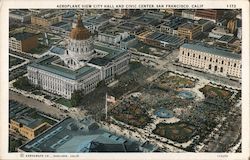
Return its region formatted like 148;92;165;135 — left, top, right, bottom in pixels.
0;0;249;160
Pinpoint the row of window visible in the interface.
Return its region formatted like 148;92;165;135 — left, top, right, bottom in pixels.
181;60;240;77
182;51;240;68
71;46;90;53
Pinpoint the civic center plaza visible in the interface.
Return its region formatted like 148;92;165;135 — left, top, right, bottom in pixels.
27;16;130;99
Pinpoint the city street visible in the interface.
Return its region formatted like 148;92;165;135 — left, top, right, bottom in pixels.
9;90;65;119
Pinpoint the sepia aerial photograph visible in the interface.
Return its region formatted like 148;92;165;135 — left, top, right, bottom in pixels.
8;9;242;153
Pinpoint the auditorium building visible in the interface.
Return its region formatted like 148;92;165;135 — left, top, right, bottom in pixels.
179;43;241;78
27;15;130;99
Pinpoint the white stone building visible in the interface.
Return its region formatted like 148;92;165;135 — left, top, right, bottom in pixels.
97;30;129;46
179;43;241;78
27;15;130;99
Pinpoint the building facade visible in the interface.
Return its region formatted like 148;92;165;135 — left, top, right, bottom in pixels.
31;13;62;27
98;30;129;46
194;9;224;23
177;23;202;40
179;43;241;78
9;32;38;52
208;27;234;39
27;15;130;99
10;118;50;140
181;10;195;20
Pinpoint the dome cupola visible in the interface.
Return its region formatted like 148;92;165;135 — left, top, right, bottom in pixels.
70;15;91;40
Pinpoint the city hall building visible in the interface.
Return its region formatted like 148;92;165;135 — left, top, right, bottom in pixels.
27;15;130;99
179;43;241;78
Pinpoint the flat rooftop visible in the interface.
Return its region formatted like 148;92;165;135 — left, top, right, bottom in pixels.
50;46;66;55
51;21;69;27
13;116;44;129
10;10;31;16
162;16;188;30
101;29;124;36
9;100;34;120
19;117;141;152
30;44;126;79
11;32;36;41
217;35;235;43
181;43;241;60
85;15;110;25
179;23;200;30
118;22;138;29
197;19;212;25
122;35;136;42
147;32;185;46
9;100;57;126
94;43;127;60
134;16;156;25
35;10;60;19
29;55;97;80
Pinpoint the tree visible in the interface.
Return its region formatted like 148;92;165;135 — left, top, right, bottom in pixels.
71;90;83;107
13;77;34;91
96;80;106;88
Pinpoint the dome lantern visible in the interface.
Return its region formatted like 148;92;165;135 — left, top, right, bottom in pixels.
70;14;91;40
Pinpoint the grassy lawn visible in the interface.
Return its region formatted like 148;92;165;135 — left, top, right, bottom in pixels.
56;98;73;108
153;122;195;143
111;97;152;128
199;85;233;99
156;74;196;90
13;76;35;92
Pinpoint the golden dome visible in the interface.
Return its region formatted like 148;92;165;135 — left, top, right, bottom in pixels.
70;15;91;40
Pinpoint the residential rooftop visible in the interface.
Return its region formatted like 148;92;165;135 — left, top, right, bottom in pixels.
181;43;241;60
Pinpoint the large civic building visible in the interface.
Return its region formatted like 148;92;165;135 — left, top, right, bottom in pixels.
27;15;130;99
179;43;241;78
18;117;133;152
18;117;157;152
